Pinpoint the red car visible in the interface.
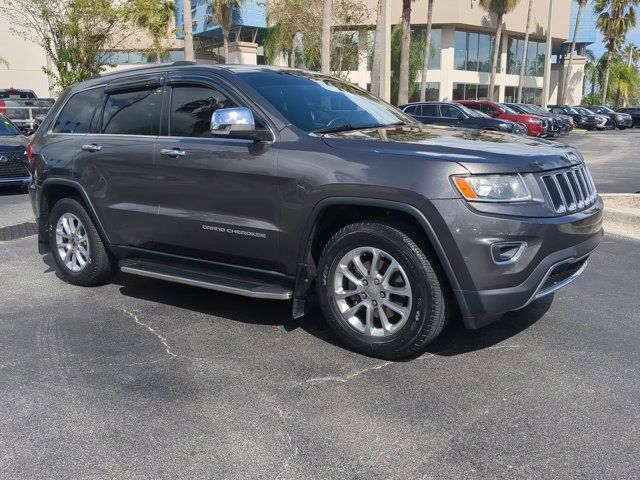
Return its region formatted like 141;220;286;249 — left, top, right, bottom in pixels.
457;100;547;137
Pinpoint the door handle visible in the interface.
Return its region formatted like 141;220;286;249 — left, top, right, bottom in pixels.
81;144;102;152
160;148;186;158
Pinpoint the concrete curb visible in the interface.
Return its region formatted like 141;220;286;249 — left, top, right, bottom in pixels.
601;194;640;240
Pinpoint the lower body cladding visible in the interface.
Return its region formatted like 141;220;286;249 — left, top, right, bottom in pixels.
430;197;604;329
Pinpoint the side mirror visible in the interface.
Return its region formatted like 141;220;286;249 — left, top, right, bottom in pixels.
211;107;269;141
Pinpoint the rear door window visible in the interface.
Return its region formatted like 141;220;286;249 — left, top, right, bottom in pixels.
420;104;439;117
441;105;464;119
102;87;162;135
169;85;238;138
52;87;105;134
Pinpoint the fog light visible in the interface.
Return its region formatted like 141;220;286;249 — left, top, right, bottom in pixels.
491;242;527;265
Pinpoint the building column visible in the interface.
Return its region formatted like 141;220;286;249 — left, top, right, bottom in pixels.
227;41;258;65
379;0;391;102
497;33;509;102
357;28;369;89
439;26;456;101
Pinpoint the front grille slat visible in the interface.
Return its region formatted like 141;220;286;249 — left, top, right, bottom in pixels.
0;150;29;179
541;163;597;215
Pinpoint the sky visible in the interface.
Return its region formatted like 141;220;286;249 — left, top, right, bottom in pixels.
589;11;640;57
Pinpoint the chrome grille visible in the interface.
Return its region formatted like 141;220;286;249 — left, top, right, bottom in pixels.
541;164;597;214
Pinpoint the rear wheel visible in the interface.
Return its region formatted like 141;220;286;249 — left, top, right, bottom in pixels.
317;221;449;359
48;197;116;286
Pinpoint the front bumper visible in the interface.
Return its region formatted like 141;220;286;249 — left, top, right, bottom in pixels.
430;197;604;329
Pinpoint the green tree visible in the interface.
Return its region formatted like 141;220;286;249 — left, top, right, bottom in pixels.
211;0;246;63
127;0;175;64
391;25;424;104
478;0;520;101
561;0;588;104
516;0;533;102
5;0;132;89
621;43;640;66
594;0;638;104
418;0;435;102
583;49;599;96
610;61;640;107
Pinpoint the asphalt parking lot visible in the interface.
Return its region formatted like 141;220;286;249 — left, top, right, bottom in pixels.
1;129;639;478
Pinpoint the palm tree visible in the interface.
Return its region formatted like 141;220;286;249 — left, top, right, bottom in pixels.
321;0;332;73
371;0;384;96
397;0;413;105
129;0;176;64
621;43;640;66
594;0;638;104
479;0;520;101
561;0;588;104
213;0;247;63
419;0;435;102
183;0;195;61
517;0;533;102
583;49;599;96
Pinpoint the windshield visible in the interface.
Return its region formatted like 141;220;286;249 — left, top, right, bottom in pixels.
238;70;413;132
520;104;542;114
563;106;579;114
599;106;614;113
0;117;21;136
575;107;591;115
497;103;518;114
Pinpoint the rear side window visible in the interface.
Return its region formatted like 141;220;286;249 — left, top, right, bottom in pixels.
441;105;464;119
421;104;438;116
403;105;417;115
480;104;495;115
52;87;104;134
102;87;162;135
169;85;237;137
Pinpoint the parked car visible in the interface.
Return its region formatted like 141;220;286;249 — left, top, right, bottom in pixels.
0;88;55;133
616;106;640;127
504;103;563;136
573;106;612;130
28;64;603;359
399;101;527;135
0;114;30;187
583;105;633;129
457;100;548;137
548;105;598;130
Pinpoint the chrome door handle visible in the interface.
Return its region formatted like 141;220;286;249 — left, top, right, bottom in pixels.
81;144;102;152
160;148;186;158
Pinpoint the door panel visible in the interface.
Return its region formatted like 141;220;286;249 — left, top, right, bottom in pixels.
153;81;280;270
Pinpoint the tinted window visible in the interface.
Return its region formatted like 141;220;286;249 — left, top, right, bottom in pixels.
0;116;20;136
403;105;418;115
170;85;237;137
421;104;438;116
52;87;104;134
102;87;162;135
441;105;464;119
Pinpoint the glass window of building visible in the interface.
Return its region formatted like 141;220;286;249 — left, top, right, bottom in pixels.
452;83;499;101
411;28;442;69
454;30;494;72
504;86;543;104
507;38;546;76
410;82;440;102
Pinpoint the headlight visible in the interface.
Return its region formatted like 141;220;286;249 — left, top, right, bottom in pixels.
452;174;531;202
498;123;510;130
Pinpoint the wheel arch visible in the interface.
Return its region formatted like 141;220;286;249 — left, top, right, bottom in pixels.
38;178;110;253
292;197;468;319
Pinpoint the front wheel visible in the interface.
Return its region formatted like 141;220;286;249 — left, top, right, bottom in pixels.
317;221;449;359
48;197;116;286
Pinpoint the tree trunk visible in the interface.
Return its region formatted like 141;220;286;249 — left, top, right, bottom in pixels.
419;0;434;102
397;0;412;105
321;0;332;73
561;2;583;104
489;12;503;102
222;32;229;64
517;0;533;102
371;0;383;96
183;0;195;62
601;50;612;104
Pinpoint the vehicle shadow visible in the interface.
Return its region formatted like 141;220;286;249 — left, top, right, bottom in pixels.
0;185;27;196
112;270;552;358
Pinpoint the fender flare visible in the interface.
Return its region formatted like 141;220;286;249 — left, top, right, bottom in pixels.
39;178;111;247
292;197;470;318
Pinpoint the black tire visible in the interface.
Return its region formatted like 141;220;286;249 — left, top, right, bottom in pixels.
316;221;449;360
48;197;116;286
618;126;626;130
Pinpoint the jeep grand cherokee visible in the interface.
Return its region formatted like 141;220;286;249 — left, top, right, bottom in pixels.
27;64;603;359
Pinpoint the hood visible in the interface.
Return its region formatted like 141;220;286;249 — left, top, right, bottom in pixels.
0;135;28;150
321;124;582;174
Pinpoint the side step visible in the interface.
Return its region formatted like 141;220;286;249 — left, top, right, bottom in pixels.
119;258;293;300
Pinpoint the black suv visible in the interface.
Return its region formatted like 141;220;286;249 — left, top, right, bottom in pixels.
28;64;603;359
399;101;526;135
584;105;633;129
548;105;598;130
616;106;640;127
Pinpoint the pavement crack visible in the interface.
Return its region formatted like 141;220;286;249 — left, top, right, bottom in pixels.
274;404;299;480
117;308;177;359
304;361;394;385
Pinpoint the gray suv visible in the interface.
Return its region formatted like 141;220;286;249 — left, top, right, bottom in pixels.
27;64;603;359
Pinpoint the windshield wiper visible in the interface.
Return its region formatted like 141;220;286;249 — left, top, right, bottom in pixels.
313;121;405;134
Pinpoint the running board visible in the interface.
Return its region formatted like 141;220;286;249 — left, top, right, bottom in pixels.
119;259;293;300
